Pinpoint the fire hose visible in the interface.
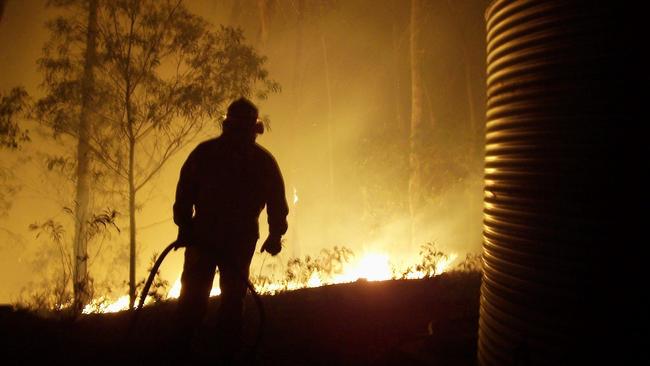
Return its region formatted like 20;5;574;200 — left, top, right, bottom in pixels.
128;240;266;354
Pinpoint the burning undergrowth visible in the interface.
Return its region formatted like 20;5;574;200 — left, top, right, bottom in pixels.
77;243;481;314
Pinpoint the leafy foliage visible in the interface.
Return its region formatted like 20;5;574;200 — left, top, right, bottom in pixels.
0;87;29;216
35;0;279;307
284;246;353;284
36;0;279;189
0;87;30;149
0;167;20;216
21;208;120;312
398;242;450;277
16;279;74;315
25;219;73;311
86;208;120;238
135;252;170;304
454;252;482;273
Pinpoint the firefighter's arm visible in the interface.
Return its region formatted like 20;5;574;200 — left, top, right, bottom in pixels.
173;149;199;246
261;157;289;256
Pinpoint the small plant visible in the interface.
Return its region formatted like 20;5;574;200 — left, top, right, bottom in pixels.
25;219;72;311
319;246;354;274
250;246;355;293
19;208;120;312
135;253;170;304
454;253;483;273
16;279;74;315
403;242;449;277
285;246;354;284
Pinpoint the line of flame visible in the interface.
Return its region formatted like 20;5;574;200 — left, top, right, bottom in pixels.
82;252;458;314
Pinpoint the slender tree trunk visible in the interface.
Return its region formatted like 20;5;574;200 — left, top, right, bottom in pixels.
409;0;425;250
124;14;137;309
289;0;304;259
320;34;334;200
0;0;6;23
318;4;335;245
72;0;98;313
292;0;304;115
392;15;412;246
126;76;136;308
126;82;136;308
257;0;269;45
316;2;334;194
229;0;242;27
392;22;405;135
445;0;478;156
462;48;477;153
128;134;137;308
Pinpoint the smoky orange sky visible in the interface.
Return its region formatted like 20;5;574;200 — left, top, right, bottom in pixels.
0;0;486;304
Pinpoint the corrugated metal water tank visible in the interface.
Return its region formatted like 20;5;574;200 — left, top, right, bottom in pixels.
480;1;644;365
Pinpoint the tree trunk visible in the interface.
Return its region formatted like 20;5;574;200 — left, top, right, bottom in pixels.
392;21;405;135
126;82;137;308
128;134;137;309
445;0;478;158
462;47;477;155
318;3;335;245
289;0;304;259
320;34;334;200
72;0;98;313
126;74;136;308
391;6;412;248
0;0;6;23
257;0;269;45
409;0;425;250
229;0;242;27
122;11;138;309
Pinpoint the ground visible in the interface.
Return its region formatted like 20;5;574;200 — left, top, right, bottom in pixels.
0;271;481;365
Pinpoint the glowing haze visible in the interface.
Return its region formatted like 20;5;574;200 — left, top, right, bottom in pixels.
0;0;485;305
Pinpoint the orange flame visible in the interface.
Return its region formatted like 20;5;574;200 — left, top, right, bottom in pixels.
82;251;458;314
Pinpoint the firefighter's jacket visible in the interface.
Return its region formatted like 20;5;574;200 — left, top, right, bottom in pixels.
173;135;289;247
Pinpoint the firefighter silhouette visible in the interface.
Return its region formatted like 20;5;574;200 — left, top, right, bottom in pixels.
172;97;289;360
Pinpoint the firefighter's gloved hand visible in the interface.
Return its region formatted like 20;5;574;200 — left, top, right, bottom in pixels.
176;224;193;248
261;234;282;256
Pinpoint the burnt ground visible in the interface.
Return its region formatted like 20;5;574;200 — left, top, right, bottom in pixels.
0;272;481;365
